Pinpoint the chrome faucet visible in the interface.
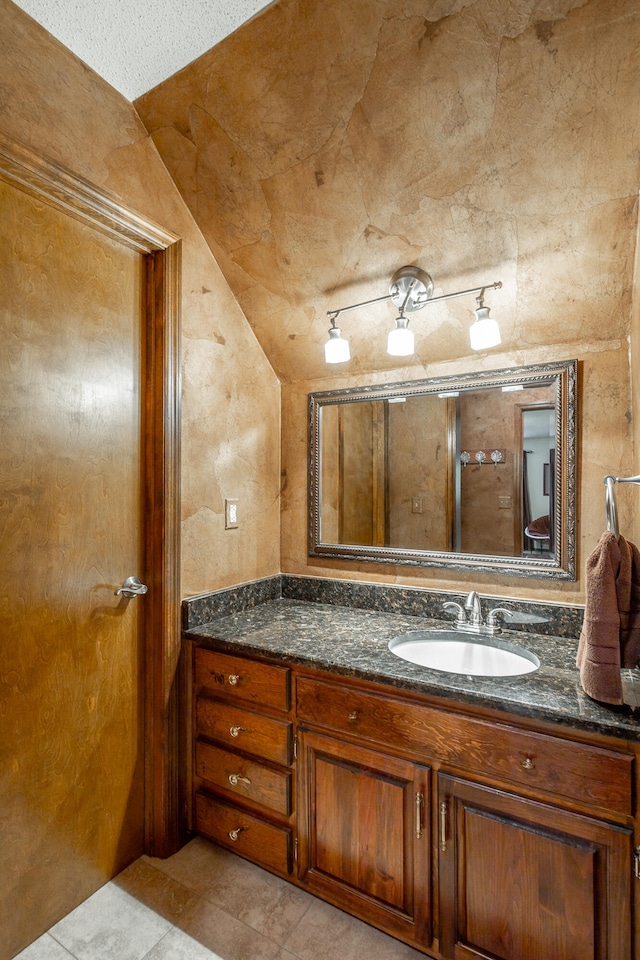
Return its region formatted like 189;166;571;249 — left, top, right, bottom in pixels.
442;591;511;636
464;590;483;627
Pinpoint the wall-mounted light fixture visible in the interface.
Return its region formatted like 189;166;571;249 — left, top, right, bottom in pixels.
324;266;502;364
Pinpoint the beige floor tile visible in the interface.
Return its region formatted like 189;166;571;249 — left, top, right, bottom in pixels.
143;926;224;959
176;896;298;960
282;898;426;960
143;836;227;897
48;881;172;960
188;844;314;945
13;933;76;959
113;857;201;924
28;842;427;960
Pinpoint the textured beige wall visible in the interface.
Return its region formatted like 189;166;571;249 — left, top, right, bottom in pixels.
136;0;640;382
0;0;281;598
136;0;639;604
4;0;637;605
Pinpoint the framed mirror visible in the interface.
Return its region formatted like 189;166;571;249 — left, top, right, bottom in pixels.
308;359;577;579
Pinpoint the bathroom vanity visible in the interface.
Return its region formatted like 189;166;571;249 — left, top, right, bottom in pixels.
184;597;640;960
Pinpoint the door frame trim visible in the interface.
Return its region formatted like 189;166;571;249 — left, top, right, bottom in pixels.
0;132;183;856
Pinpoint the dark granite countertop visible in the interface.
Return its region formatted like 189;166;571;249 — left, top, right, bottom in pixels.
185;598;640;743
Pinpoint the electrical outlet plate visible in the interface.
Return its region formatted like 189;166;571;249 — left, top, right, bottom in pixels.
225;499;238;529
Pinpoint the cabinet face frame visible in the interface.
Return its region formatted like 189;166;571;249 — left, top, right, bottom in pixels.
296;726;432;948
437;773;632;960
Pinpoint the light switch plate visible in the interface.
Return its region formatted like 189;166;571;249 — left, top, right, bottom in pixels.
225;499;238;529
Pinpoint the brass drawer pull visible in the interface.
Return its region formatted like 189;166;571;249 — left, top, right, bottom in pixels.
440;800;448;852
228;825;249;841
227;674;240;685
229;725;244;738
415;791;424;840
228;773;251;786
521;756;535;770
348;710;358;720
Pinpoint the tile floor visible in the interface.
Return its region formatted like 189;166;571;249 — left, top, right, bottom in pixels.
15;837;425;960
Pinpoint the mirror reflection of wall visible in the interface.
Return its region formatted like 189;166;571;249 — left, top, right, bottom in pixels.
457;385;555;557
386;395;452;551
457;387;518;557
319;384;556;558
320;395;451;549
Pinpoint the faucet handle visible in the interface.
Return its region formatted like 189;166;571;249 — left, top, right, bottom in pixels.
443;601;467;627
486;607;512;631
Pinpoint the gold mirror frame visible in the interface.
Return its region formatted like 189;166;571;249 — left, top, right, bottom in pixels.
308;359;578;580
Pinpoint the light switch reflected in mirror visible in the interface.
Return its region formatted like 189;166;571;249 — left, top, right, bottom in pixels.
308;360;577;580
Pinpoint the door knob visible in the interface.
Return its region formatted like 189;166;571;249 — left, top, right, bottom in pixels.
116;576;148;598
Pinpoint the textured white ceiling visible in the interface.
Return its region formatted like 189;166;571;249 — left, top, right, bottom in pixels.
13;0;273;101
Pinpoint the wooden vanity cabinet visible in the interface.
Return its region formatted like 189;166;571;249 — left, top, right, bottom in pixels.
189;645;637;960
295;673;636;960
438;773;632;960
296;726;431;947
192;647;295;876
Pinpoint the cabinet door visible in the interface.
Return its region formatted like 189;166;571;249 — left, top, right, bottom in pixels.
438;773;632;960
297;728;431;947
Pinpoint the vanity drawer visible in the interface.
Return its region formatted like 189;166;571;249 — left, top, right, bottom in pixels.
195;648;291;712
458;720;633;816
195;791;293;875
296;677;633;816
196;740;292;816
196;696;292;765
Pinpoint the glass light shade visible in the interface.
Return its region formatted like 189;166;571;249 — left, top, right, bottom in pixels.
387;317;415;356
469;306;501;351
324;326;350;363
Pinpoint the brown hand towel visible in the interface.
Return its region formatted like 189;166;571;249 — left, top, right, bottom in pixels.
577;531;640;704
528;515;550;537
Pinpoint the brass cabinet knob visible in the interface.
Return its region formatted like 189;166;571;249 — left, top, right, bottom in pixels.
521;756;535;770
228;825;249;841
348;710;358;720
227;674;240;685
228;773;251;786
229;725;244;738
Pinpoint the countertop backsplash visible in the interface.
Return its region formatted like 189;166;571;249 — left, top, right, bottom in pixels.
183;574;585;639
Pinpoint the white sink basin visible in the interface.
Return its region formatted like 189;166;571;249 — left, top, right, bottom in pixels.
388;630;540;677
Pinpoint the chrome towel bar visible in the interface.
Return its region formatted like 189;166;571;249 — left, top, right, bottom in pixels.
603;474;640;539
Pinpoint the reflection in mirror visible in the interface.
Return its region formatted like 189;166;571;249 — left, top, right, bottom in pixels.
309;360;577;579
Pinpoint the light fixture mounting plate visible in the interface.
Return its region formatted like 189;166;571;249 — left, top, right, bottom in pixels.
389;266;434;313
